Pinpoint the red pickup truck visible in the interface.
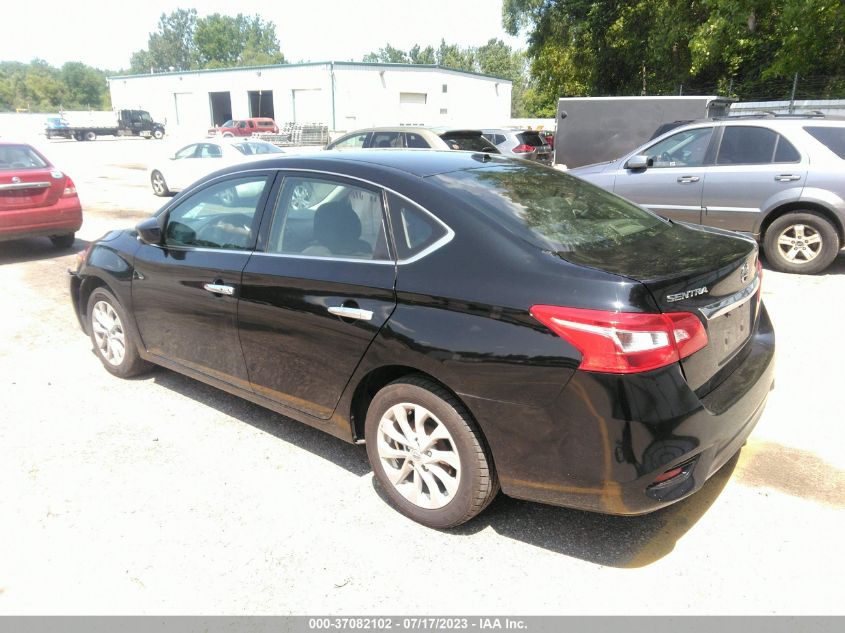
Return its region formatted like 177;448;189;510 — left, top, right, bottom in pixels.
208;117;279;137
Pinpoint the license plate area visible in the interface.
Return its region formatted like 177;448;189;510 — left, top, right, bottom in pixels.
711;300;753;365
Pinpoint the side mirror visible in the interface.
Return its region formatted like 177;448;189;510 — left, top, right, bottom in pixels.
136;215;164;245
625;154;650;170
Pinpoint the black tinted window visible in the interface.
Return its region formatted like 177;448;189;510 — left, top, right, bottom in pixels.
434;163;668;253
405;133;430;148
371;132;402;148
386;192;448;260
805;126;845;159
717;126;788;165
517;131;544;147
441;134;498;152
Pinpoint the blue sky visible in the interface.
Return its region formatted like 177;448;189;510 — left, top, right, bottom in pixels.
0;0;523;69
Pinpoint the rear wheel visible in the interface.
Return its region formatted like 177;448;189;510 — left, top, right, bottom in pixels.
764;211;839;274
74;131;84;141
86;287;151;378
151;170;170;197
365;376;499;528
50;234;75;249
84;130;97;141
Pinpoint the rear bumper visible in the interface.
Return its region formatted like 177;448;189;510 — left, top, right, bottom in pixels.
464;304;776;515
0;197;82;242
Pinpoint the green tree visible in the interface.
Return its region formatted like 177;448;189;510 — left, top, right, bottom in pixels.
408;45;436;65
363;44;410;64
436;39;476;72
60;62;109;109
129;9;198;73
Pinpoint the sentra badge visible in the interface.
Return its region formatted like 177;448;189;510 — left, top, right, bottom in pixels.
666;286;709;302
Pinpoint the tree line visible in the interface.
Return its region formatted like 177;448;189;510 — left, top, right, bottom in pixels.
0;60;111;112
502;0;845;115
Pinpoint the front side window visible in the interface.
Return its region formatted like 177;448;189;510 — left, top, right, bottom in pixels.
164;175;268;250
332;133;370;149
645;127;713;168
174;144;198;159
267;176;389;260
716;126;800;165
197;143;222;159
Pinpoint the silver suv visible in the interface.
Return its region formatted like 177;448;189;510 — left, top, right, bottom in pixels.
481;129;553;164
568;115;845;274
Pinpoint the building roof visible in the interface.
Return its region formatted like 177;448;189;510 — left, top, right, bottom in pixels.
109;60;512;83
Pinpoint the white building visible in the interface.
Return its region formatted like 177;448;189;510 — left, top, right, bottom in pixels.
108;61;513;136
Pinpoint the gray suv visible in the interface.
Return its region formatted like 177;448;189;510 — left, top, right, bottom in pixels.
568;115;845;274
481;129;553;164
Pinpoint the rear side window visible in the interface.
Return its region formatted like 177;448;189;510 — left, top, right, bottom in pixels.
405;133;430;148
717;126;800;164
372;132;402;148
805;126;845;159
386;191;449;260
267;177;390;260
0;144;48;170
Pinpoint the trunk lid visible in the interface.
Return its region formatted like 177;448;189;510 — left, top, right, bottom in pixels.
0;168;65;211
561;222;761;394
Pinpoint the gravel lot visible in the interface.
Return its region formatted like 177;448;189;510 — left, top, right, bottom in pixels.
1;134;844;615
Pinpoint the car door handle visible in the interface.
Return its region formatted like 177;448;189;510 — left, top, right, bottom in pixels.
775;174;801;182
328;306;373;321
203;283;234;296
676;176;700;183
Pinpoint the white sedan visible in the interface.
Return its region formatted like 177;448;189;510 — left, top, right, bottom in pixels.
149;138;284;196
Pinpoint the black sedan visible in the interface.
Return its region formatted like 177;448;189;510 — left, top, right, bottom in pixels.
69;150;775;528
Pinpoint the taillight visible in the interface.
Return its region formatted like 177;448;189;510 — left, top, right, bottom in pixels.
511;144;534;153
62;177;78;198
530;305;708;374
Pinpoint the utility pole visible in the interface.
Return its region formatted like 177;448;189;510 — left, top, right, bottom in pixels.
789;73;799;113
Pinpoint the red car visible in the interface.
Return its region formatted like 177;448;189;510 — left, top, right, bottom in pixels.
0;141;82;248
208;117;279;137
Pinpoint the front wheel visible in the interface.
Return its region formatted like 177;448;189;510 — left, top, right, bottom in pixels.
764;211;840;274
153;129;165;139
86;287;151;378
365;376;499;528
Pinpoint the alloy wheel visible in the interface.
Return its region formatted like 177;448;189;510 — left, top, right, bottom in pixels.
376;403;461;510
151;172;167;195
776;223;822;264
91;300;126;366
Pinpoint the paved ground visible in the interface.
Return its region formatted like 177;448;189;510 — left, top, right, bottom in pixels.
1;135;844;615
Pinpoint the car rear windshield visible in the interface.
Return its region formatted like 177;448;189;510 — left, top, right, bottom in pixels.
0;144;49;170
440;134;497;152
805;126;845;159
433;163;669;253
517;131;545;147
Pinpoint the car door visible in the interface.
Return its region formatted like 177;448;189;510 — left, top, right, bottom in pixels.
701;125;806;233
238;173;397;420
613;126;714;224
166;143;201;191
132;171;277;386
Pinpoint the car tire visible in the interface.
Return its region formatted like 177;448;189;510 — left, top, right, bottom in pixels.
153;129;164;140
86;287;151;379
764;211;840;274
222;132;234;138
365;376;499;528
151;170;170;197
50;234;75;249
84;130;97;142
74;131;84;141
